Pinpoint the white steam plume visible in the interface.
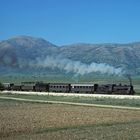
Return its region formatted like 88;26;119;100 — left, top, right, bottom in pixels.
35;56;123;75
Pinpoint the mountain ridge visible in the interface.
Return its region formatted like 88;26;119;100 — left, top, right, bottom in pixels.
0;35;140;76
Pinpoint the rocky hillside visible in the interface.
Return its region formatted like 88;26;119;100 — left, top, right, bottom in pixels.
60;43;140;74
0;36;140;76
0;36;58;67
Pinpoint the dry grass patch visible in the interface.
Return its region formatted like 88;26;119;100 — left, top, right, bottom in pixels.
0;99;140;139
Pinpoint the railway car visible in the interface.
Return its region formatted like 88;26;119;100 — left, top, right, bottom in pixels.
35;82;49;92
2;83;14;90
49;83;71;93
21;82;36;91
11;84;22;91
95;84;113;94
71;83;95;93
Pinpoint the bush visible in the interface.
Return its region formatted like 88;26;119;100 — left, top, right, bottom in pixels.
0;82;4;91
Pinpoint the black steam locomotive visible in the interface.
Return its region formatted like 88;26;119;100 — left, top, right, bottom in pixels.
1;82;134;95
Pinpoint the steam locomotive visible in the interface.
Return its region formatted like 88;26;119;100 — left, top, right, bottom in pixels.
1;82;134;95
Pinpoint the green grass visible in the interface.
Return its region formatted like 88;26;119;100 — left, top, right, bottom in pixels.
1;74;140;84
0;93;140;108
0;98;33;107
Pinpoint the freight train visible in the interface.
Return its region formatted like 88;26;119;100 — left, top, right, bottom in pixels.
0;82;134;95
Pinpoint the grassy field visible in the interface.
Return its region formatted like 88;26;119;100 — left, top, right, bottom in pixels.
1;74;140;84
0;99;140;140
0;93;140;108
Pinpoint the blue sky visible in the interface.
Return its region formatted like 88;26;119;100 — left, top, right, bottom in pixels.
0;0;140;45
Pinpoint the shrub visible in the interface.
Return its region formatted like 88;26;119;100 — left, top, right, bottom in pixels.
0;82;4;91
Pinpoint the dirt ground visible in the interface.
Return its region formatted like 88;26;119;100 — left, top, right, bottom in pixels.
0;100;140;140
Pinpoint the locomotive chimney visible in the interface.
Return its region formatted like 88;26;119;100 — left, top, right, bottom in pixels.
125;74;135;95
126;74;132;86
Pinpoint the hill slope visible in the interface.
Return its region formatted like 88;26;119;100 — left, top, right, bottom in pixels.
0;36;140;76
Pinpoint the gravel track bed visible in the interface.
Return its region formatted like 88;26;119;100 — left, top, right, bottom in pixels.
2;90;140;99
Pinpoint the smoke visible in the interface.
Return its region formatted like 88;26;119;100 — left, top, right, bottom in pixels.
35;56;123;76
124;73;132;85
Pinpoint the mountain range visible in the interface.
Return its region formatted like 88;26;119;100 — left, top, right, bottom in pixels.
0;35;140;76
